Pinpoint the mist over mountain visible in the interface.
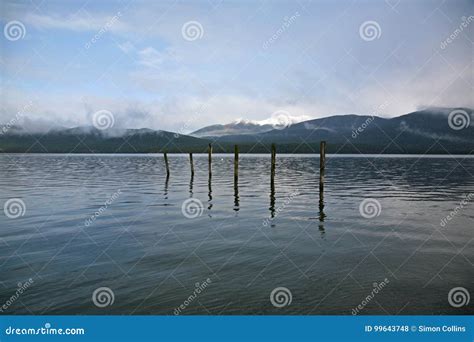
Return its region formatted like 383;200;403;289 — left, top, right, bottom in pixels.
0;127;210;153
213;108;473;154
1;108;472;154
191;119;274;138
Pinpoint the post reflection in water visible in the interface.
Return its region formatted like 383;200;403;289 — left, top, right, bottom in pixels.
159;155;327;229
189;173;194;198
269;176;275;219
2;154;472;315
318;189;326;237
164;174;170;201
208;173;213;213
233;176;240;212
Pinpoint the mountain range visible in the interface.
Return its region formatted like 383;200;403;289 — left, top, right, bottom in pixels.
191;119;274;137
1;108;472;154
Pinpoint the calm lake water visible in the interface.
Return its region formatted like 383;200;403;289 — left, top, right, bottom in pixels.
0;154;473;315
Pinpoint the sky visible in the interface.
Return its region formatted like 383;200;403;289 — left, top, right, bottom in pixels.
1;0;473;133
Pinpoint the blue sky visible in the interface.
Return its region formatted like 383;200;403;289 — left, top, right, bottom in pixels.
1;0;473;133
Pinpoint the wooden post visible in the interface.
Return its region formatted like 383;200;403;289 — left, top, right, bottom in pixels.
319;141;326;175
189;153;194;176
270;143;276;218
164;152;170;177
234;145;239;183
318;142;326;236
319;141;326;197
233;145;240;212
208;143;212;177
208;143;213;211
271;143;276;181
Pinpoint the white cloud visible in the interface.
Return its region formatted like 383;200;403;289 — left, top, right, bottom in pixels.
1;0;472;134
0;85;324;133
117;41;136;54
137;47;166;69
23;11;128;33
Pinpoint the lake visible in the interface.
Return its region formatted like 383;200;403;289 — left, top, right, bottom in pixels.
0;154;473;315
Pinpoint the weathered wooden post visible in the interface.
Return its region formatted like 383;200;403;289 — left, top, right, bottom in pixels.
189;153;194;177
319;141;326;198
233;145;239;211
319;141;326;235
164;152;170;177
234;145;239;183
271;143;276;181
208;144;213;211
208;143;212;177
270;143;276;218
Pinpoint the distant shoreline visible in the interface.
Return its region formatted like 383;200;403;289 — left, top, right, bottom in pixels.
1;152;473;157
